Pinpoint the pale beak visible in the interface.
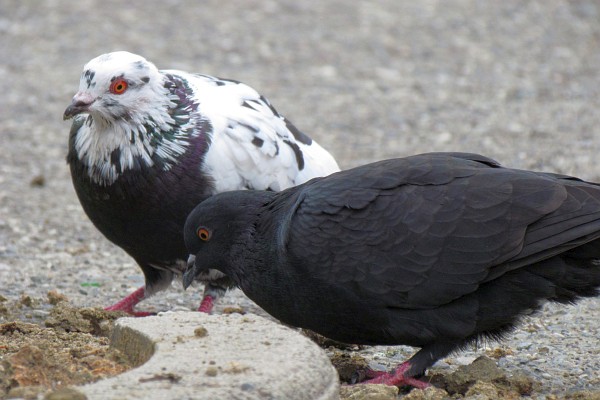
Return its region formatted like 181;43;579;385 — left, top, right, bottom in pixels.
182;254;197;289
63;92;95;120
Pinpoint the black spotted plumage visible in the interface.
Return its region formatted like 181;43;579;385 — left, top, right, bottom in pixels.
67;110;212;285
64;51;339;315
183;152;600;387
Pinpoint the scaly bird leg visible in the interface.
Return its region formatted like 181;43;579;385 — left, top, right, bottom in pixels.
197;294;214;313
104;286;154;317
356;361;430;389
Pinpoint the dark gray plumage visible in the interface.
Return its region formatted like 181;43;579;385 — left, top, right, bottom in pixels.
183;152;600;388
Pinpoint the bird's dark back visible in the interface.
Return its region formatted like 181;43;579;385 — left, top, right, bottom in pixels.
239;153;600;346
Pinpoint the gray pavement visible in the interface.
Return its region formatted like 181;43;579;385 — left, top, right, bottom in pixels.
1;0;600;396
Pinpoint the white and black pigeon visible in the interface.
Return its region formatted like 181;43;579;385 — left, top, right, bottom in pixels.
64;51;340;316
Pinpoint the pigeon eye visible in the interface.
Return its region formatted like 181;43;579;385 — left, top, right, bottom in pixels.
197;227;211;241
109;79;128;95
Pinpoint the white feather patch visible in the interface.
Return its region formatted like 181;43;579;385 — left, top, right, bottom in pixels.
169;71;340;193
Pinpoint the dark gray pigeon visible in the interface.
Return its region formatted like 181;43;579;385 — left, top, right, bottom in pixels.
64;51;339;316
183;152;600;388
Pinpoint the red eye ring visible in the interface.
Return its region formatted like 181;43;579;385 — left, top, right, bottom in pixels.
109;79;128;94
197;227;211;241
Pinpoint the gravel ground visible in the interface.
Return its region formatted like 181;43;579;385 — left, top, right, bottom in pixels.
0;0;599;397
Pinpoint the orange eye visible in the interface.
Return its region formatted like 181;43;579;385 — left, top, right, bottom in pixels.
109;79;128;94
197;227;211;241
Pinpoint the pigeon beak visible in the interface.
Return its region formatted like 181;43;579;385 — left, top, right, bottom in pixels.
63;93;95;120
182;254;197;290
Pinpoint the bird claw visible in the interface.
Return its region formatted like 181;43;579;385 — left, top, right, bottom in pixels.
104;286;154;317
352;362;430;389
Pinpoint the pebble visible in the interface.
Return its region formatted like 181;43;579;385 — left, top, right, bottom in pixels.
516;342;533;350
453;356;478;366
32;310;50;318
171;306;191;312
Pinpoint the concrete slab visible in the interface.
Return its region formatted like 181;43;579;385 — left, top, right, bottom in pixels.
78;312;340;400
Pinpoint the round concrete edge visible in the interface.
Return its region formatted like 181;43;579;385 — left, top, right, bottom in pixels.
78;311;340;400
110;323;156;367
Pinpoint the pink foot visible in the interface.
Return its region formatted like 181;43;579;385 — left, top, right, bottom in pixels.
197;295;214;313
104;286;154;317
359;362;430;389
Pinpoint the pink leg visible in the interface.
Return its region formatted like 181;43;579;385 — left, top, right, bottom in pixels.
104;286;153;317
197;294;214;313
360;361;430;389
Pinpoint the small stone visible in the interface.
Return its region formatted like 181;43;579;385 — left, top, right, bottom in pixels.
517;342;533;350
138;373;182;383
485;347;514;359
20;294;37;308
223;306;245;314
7;385;47;399
223;361;250;374
329;351;369;383
194;326;208;337
30;175;46;187
47;291;69;305
443;356;505;395
32;309;50;318
508;372;538;396
205;366;218;377
453;355;477;366
564;390;600;400
464;380;499;398
339;384;399;400
44;387;88;400
402;386;449;400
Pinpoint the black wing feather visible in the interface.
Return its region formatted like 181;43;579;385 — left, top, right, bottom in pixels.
282;153;600;309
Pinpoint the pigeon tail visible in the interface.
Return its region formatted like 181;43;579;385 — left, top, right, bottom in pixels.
104;286;154;317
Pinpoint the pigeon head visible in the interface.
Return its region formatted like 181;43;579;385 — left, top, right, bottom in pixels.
182;190;275;289
65;51;202;186
64;51;171;126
